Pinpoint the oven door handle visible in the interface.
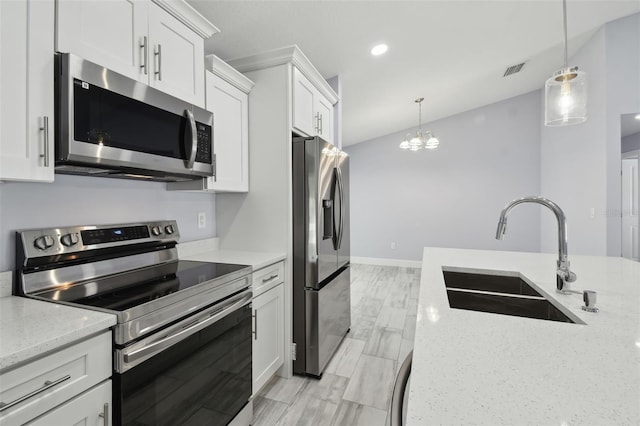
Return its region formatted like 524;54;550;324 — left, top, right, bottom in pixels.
122;290;251;365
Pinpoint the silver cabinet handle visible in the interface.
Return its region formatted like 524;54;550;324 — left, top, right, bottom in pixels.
253;311;258;340
154;44;162;80
99;402;109;425
315;112;320;133
39;116;49;167
140;36;148;75
319;113;323;134
0;374;71;412
262;274;279;284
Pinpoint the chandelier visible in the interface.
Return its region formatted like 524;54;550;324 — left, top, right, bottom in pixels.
399;97;439;151
544;0;587;126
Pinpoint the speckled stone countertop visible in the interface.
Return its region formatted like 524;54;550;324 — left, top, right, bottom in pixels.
0;295;116;371
408;248;640;426
177;238;285;270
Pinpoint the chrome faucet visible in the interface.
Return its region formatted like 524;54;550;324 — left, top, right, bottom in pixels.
495;196;577;294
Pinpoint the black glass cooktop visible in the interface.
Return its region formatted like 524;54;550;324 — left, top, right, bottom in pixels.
41;261;249;312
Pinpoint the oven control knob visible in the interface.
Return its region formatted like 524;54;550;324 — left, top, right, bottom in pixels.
60;233;79;247
164;225;174;235
34;235;55;251
151;226;162;236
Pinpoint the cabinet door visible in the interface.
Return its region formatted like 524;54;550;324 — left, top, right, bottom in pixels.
0;0;54;182
315;94;334;145
26;380;112;426
148;3;205;107
56;0;148;82
252;283;284;395
205;72;249;192
292;67;316;137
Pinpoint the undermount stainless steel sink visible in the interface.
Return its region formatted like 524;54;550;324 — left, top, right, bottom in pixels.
443;270;584;324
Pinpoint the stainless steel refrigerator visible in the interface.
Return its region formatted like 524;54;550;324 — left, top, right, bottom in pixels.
292;136;350;377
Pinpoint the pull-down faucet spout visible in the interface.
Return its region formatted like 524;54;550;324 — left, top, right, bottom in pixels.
496;196;577;293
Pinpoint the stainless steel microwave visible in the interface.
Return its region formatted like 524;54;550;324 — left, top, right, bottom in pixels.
55;53;214;182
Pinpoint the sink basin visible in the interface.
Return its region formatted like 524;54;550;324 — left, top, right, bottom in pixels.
442;269;583;324
443;271;542;296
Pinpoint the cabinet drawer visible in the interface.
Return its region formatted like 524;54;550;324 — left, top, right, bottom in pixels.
0;332;112;425
253;261;284;296
26;380;111;426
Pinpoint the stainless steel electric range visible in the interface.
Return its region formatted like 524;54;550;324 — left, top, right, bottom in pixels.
15;220;253;426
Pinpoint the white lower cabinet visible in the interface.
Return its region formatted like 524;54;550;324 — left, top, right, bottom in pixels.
26;380;111;426
252;262;285;395
0;332;112;425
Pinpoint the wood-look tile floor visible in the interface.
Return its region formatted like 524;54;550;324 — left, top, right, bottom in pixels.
252;264;421;426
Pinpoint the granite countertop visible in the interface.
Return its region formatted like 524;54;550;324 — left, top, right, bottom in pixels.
0;296;116;371
409;248;640;425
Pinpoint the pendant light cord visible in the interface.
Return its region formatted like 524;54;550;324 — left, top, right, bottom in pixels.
563;0;568;68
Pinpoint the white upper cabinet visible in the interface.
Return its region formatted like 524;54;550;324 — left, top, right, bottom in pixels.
56;0;217;107
292;67;335;145
167;56;254;193
0;0;55;182
56;0;147;82
147;3;205;107
205;72;249;192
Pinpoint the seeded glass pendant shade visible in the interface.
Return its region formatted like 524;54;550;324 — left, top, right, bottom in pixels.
544;0;587;126
399;98;440;151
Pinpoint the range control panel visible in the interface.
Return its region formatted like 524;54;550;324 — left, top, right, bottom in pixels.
18;220;180;258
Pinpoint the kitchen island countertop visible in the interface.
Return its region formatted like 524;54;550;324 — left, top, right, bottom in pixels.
408;247;640;425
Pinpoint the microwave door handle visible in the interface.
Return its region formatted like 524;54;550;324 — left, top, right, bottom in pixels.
184;110;197;169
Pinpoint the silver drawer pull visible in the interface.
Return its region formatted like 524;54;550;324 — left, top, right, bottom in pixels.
0;374;71;412
262;274;279;284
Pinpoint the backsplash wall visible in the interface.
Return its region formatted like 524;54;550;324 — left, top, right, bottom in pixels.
0;174;216;271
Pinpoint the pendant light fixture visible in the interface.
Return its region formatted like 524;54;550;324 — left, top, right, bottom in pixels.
544;0;587;126
399;97;440;151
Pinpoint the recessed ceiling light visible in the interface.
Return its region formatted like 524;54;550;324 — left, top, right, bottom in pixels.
635;113;640;120
370;44;388;56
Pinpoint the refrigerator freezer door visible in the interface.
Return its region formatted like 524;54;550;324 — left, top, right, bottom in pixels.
304;266;351;377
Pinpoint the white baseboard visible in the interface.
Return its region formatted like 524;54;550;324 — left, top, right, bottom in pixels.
351;256;422;268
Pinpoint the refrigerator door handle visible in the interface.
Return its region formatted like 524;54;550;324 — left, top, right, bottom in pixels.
336;166;345;250
331;168;340;250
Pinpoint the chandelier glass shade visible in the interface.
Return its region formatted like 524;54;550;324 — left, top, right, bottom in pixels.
399;98;439;151
544;0;587;127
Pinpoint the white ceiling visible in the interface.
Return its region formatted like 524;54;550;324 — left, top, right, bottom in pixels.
187;1;640;146
621;113;640;138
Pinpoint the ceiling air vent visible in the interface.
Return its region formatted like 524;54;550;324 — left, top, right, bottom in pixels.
503;62;526;77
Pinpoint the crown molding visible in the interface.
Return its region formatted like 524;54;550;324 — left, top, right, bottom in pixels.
151;0;220;39
228;45;339;104
205;55;255;94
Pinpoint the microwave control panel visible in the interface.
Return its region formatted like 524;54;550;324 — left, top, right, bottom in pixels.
195;122;213;164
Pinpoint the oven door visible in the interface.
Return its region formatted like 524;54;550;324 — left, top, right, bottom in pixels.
113;289;252;426
56;53;214;179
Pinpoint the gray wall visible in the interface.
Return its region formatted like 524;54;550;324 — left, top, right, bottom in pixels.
344;90;542;261
540;13;640;256
0;175;216;271
623;132;640;154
